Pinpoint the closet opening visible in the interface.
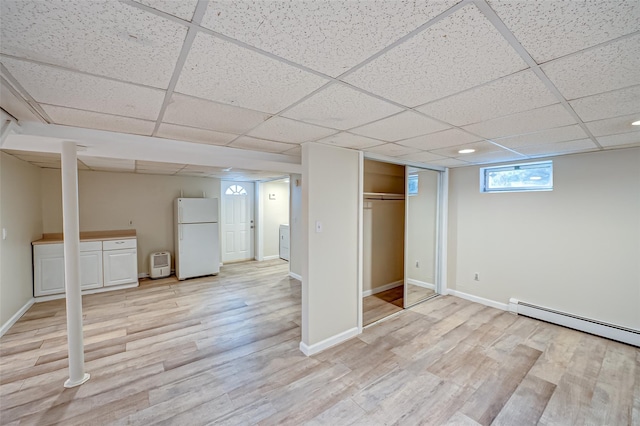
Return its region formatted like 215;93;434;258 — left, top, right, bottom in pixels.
361;159;443;327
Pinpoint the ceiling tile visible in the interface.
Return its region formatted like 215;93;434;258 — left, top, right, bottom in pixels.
175;32;328;113
247;117;336;144
569;86;640;122
79;156;136;172
136;168;178;175
488;0;640;63
417;70;557;126
282;83;403;130
516;139;599;156
425;157;470;167
457;150;528;164
132;0;198;21
315;132;385;150
541;35;640;100
229;136;297;154
1;57;165;120
493;125;589;149
397;128;482;150
430;140;503;158
462;104;576;139
42;105;155;136
597;132;640;148
585;114;640;137
3;150;59;162
163;93;269;134
200;0;458;77
343;4;528;106
364;143;422;157
156;123;237;146
350;111;450;142
396;151;448;164
0;0;187;88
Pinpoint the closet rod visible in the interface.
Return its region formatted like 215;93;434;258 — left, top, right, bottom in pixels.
363;192;405;201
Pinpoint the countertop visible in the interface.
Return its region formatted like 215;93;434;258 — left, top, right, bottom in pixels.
32;229;137;245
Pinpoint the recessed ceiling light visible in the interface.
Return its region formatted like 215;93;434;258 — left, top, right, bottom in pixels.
222;167;233;172
632;120;640;126
458;149;475;154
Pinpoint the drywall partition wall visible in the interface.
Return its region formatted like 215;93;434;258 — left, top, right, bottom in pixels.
261;179;290;259
301;143;360;353
40;169;221;275
448;147;640;330
289;173;302;278
0;153;42;327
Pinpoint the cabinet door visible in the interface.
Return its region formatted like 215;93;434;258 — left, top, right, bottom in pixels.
103;249;138;286
80;251;103;290
34;253;66;296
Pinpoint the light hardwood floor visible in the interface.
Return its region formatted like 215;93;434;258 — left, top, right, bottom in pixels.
1;259;638;425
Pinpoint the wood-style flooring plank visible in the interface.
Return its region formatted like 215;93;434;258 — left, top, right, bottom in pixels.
1;260;638;425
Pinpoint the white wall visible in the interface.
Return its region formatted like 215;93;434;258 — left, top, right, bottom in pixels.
302;143;360;347
289;174;302;278
261;179;289;259
448;148;640;330
41;169;221;275
0;153;42;326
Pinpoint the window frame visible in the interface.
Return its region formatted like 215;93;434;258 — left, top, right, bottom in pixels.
480;160;553;193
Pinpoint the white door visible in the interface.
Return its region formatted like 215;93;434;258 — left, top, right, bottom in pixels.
221;181;254;263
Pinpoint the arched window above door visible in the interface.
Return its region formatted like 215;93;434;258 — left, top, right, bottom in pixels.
225;184;247;195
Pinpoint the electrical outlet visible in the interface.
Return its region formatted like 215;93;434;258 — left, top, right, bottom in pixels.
474;272;480;281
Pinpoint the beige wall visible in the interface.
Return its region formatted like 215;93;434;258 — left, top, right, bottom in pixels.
0;153;42;326
448;148;640;329
302;143;359;346
261;180;290;258
41;169;221;275
289;173;302;277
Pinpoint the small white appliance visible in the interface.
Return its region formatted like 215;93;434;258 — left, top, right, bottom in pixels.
174;198;220;280
149;252;171;279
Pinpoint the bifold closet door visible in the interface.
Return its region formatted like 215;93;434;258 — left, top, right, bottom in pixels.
404;167;439;308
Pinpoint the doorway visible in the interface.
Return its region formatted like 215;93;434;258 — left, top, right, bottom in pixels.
221;181;255;263
361;160;444;327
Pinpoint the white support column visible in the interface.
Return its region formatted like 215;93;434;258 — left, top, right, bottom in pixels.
61;141;90;388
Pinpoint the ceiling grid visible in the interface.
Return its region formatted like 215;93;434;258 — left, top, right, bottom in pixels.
0;0;638;178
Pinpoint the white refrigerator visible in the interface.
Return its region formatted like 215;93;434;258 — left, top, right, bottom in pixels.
174;198;220;280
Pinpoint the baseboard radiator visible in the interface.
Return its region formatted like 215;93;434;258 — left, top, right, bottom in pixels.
509;298;639;347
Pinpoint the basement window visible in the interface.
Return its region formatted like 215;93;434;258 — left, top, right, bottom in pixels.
480;161;553;193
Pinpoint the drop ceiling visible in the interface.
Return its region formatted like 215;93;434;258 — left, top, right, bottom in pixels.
0;0;638;178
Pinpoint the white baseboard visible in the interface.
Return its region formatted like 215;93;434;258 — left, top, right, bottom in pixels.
446;289;509;311
299;327;359;356
406;279;435;290
509;298;640;347
263;255;280;261
289;271;302;281
363;280;403;297
1;297;35;337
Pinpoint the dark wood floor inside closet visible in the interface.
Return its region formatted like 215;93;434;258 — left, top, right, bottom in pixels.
1;259;638;425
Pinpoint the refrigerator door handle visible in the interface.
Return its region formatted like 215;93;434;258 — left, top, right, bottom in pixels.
178;206;183;223
179;225;183;241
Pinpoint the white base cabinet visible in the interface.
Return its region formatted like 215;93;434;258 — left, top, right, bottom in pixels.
34;238;137;297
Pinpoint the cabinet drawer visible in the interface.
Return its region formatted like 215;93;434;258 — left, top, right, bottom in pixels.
103;239;136;250
80;241;102;252
34;243;64;257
